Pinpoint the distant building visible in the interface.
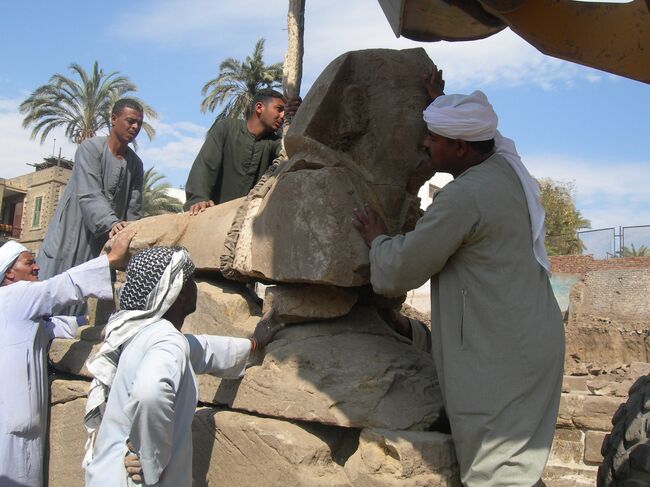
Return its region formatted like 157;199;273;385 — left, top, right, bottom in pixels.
0;156;73;253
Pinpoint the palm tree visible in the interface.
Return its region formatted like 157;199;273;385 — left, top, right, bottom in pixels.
19;61;157;145
142;167;183;217
200;38;283;120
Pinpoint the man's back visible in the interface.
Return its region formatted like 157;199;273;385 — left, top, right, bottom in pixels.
85;320;196;487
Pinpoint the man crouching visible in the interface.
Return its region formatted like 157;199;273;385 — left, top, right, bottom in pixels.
83;246;279;486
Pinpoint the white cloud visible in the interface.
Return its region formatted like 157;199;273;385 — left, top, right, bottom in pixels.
138;119;207;170
0;97;78;178
525;153;650;229
0;96;205;182
111;0;603;92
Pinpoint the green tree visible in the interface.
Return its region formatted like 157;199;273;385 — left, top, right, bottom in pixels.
200;38;283;120
622;244;650;257
19;61;157;145
538;178;591;255
142;167;183;217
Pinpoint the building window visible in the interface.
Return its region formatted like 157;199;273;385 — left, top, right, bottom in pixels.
32;196;42;229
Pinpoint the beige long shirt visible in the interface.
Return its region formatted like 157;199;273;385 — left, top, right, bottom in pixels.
369;153;564;486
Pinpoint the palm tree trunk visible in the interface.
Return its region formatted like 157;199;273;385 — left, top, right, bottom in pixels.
283;0;305;134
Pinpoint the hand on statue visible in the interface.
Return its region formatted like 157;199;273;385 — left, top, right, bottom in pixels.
109;221;131;239
285;97;302;118
250;309;283;351
188;200;215;216
106;230;136;270
423;63;445;101
352;204;389;247
125;440;144;484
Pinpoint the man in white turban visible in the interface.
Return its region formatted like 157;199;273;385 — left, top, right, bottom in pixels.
354;82;564;486
83;246;282;487
0;234;132;487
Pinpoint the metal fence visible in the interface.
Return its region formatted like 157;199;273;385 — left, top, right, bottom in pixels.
576;225;650;259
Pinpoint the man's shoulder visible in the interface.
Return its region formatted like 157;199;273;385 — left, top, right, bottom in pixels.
125;146;143;167
210;117;245;132
80;136;108;151
136;320;189;352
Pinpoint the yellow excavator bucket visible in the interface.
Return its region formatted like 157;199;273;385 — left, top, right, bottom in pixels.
378;0;650;83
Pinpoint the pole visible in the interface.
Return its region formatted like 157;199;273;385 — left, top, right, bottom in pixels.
282;0;305;136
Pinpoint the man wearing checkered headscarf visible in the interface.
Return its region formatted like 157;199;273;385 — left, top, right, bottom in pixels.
354;89;564;486
84;246;280;487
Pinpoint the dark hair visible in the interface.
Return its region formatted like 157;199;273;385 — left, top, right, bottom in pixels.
247;89;285;118
468;139;495;154
112;98;144;117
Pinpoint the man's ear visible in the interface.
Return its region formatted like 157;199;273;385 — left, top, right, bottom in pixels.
3;267;15;283
111;112;117;127
254;101;265;116
455;139;469;157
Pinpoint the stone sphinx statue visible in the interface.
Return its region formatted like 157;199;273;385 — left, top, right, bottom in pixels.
117;47;435;290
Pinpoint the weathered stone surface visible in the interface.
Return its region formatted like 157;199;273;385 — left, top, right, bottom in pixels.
629;361;650;378
263;284;357;323
547;428;585;465
565;270;650;373
48;397;87;487
562;376;588;394
542;464;598;487
573;396;623;431
106;196;243;272
584;430;607;464
182;278;262;336
344;429;461;486
192;408;353;487
198;306;443;430
50;379;88;404
586;376;632;397
49;338;100;379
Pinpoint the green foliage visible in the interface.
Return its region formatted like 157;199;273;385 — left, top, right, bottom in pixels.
538;178;591;256
622;244;650;257
19;61;158;145
200;38;283;120
142;167;183;217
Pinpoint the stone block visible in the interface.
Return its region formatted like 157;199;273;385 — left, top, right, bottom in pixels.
586;377;632;397
192;408;352;487
182;278;262;336
48;397;87;487
49;338;100;379
198;306;443;430
106;196;244;273
630;361;650;379
542;464;598;487
584;430;607;464
344;429;461;486
562;376;588;394
50;379;88;404
263;284;357;323
557;393;584;429
573;396;622;431
547;428;585;465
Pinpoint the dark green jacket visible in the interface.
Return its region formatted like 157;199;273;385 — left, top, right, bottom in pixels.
184;118;281;208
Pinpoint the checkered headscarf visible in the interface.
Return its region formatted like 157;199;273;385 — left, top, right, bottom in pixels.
120;246;195;310
83;246;195;467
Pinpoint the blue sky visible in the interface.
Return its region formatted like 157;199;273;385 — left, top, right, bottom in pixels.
1;0;649;245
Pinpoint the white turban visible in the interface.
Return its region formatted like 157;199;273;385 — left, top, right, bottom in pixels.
0;240;29;283
423;91;550;274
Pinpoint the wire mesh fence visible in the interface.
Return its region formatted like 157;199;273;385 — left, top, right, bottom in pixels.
574;225;650;259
